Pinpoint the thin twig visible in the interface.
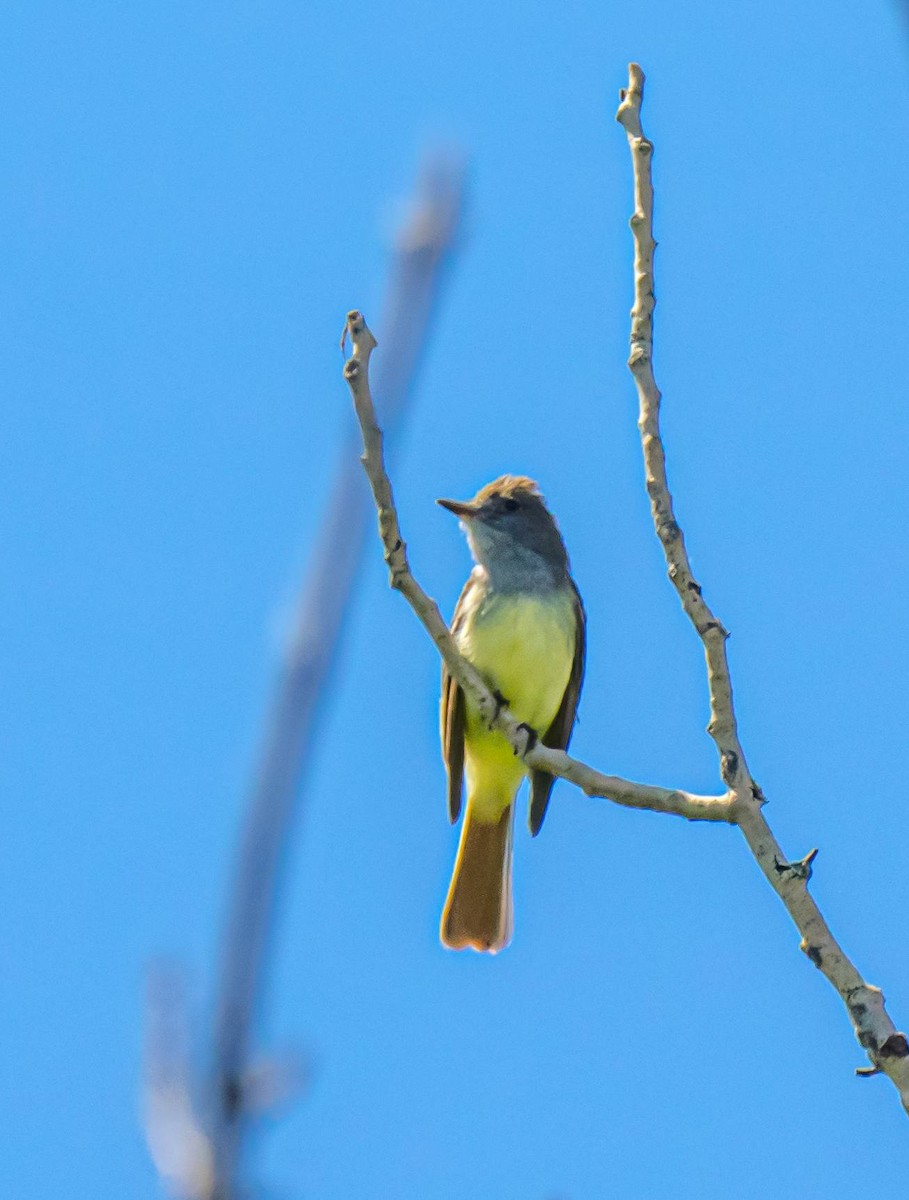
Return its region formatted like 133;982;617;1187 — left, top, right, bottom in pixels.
615;62;909;1112
343;306;734;826
615;68;746;796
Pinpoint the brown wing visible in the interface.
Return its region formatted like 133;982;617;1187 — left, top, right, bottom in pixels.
528;579;586;836
440;570;480;824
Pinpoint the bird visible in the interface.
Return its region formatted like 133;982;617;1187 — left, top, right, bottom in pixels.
437;475;586;953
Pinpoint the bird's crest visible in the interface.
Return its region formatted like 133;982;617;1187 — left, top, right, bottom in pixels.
473;475;543;505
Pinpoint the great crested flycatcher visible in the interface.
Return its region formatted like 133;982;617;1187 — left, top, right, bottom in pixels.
437;475;586;953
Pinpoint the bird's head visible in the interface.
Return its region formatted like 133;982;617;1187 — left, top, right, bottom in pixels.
437;475;569;583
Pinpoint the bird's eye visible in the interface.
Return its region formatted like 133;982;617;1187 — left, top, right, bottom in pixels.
503;498;519;512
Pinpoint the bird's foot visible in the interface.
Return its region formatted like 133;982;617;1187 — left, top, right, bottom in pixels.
488;689;509;729
514;722;538;755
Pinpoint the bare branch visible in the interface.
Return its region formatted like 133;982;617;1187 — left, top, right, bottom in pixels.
616;62;909;1113
342;69;909;1120
616;64;746;792
342;307;734;826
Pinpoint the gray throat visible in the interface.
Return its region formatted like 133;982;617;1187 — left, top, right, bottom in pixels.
472;539;569;596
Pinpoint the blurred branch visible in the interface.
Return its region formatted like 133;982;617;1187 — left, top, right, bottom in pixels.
143;964;212;1200
342;306;734;823
615;62;909;1113
145;156;465;1200
206;156;464;1199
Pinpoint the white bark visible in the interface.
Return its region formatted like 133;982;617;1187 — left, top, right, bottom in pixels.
342;63;909;1116
615;62;909;1112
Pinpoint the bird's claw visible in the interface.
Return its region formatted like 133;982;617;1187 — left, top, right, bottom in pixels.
514;722;538;755
488;689;509;730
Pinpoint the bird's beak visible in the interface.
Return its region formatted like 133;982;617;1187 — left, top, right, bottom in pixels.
436;497;480;519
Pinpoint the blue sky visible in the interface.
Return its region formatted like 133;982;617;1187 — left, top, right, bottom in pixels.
3;1;909;1197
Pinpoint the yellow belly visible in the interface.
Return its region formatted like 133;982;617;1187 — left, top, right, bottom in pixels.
457;591;575;815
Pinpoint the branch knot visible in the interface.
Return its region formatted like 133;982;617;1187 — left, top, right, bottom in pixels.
880;1032;909;1059
775;847;818;882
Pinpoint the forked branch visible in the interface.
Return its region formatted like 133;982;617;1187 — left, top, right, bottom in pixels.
341;62;909;1116
342;308;734;825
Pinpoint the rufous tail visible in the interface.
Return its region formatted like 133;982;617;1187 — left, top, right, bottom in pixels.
440;803;514;953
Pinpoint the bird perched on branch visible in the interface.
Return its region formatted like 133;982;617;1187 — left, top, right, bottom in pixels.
437;475;586;953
